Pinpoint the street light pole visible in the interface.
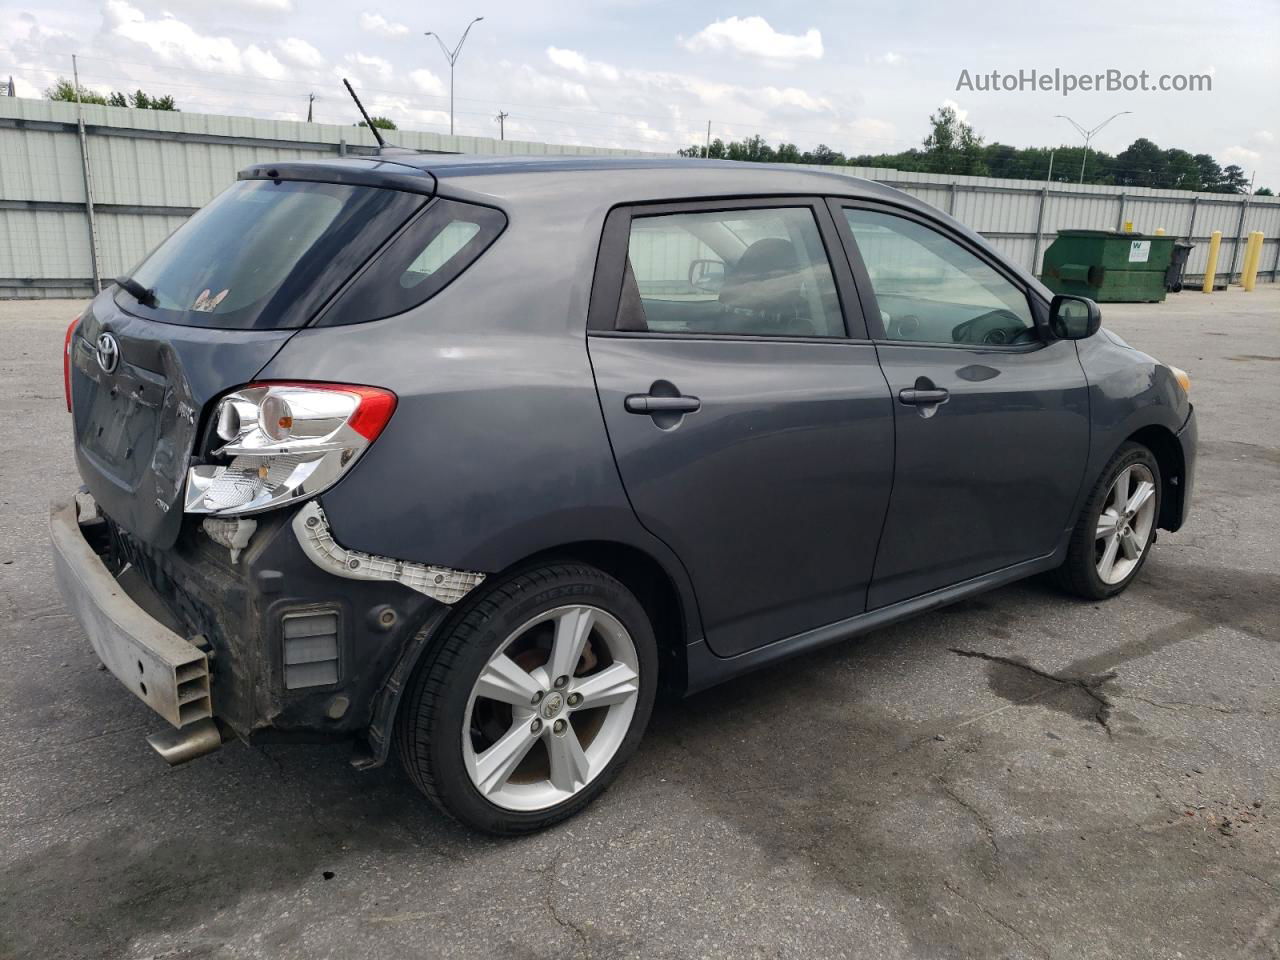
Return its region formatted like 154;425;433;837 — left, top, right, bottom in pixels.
1055;111;1132;185
425;16;484;137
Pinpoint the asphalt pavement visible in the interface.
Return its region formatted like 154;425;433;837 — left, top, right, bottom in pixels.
1;287;1277;960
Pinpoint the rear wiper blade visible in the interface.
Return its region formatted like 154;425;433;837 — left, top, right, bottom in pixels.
114;275;157;308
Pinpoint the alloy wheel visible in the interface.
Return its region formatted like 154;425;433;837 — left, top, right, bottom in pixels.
1094;463;1157;585
462;604;641;811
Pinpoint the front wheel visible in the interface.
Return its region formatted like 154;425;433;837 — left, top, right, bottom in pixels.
396;563;657;834
1056;442;1161;600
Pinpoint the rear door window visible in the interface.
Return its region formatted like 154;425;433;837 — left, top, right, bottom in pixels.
623;207;845;338
118;179;425;330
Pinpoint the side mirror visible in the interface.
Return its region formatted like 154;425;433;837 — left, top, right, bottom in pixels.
688;259;725;294
1049;294;1101;340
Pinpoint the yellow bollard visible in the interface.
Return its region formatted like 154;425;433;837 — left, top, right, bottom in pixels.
1239;232;1257;291
1154;227;1166;235
1242;231;1264;292
1202;230;1222;293
1123;221;1134;233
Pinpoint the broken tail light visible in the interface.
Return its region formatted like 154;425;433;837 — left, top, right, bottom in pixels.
184;382;397;517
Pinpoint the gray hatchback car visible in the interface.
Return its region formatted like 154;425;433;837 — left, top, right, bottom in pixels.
52;156;1196;833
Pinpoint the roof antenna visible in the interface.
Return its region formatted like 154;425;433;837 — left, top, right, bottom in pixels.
343;77;387;149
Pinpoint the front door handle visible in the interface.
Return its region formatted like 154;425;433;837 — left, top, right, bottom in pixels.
625;395;701;414
898;387;950;406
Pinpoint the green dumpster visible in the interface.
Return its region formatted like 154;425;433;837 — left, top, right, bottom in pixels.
1041;229;1176;303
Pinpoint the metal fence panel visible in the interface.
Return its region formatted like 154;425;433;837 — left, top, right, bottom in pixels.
3;95;1278;299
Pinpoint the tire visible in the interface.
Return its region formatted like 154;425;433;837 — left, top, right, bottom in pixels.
395;562;658;835
1055;442;1162;600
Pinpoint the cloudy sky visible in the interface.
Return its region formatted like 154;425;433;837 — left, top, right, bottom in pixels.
4;0;1277;187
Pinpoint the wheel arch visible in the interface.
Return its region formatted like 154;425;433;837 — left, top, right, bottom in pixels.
1125;424;1186;531
504;540;691;696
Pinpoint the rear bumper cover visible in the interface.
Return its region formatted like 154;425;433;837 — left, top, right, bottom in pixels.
49;493;447;762
49;498;213;729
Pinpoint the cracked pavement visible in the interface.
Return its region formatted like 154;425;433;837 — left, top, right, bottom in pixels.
1;288;1278;960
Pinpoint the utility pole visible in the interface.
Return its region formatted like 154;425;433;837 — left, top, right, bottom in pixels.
495;110;508;140
1055;111;1132;184
424;17;484;136
306;92;315;123
705;121;711;158
71;55;102;294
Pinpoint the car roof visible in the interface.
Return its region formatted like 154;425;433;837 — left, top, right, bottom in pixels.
415;153;907;202
241;153;922;210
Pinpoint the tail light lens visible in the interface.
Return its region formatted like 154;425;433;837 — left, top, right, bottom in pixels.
63;316;79;411
184;382;397;517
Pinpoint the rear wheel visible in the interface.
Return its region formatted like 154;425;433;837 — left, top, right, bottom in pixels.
396;563;657;834
1056;442;1161;600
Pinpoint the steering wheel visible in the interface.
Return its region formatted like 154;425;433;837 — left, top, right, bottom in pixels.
952;309;1032;345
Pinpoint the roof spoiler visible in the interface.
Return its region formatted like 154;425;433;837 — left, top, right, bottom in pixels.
237;160;436;197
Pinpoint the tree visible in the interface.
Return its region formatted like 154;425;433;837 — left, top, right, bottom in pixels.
46;78;177;110
357;116;397;130
804;143;846;166
1219;165;1250;194
1256;187;1275;196
126;90;177;110
45;78;109;105
673;118;1250;196
1192;154;1223;191
922;105;987;176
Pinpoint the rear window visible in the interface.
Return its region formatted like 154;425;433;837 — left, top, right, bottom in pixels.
117;179;425;330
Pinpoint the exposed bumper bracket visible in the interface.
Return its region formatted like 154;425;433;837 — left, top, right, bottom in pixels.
292;501;486;605
49;498;213;729
147;717;223;765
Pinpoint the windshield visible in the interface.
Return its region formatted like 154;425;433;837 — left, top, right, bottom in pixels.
117;179;425;329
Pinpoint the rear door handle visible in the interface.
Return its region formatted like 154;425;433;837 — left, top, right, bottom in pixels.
898;387;950;406
625;395;701;414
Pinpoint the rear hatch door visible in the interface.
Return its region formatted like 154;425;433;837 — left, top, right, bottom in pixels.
70;297;293;548
69;168;431;547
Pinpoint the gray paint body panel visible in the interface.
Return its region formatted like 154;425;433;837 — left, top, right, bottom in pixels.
588;335;894;656
67;156;1197;717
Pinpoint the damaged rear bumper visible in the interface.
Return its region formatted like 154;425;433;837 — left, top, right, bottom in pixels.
48;492;479;768
49;497;221;763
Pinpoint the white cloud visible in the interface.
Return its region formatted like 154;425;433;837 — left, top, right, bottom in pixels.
409;68;445;97
277;37;324;69
243;44;285;80
547;46;588;74
940;98;969;122
1221;145;1262;166
680;16;823;62
359;12;410;38
344;52;393;82
873;52;903;66
1252;130;1274;145
760;87;832;112
546;47;620;81
102;0;287;77
506;63;591;105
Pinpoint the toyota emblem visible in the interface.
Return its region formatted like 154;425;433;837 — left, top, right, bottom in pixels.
95;332;120;374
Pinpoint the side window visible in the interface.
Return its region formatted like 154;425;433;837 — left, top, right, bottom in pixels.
621;207;845;338
316;197;506;327
844;209;1035;346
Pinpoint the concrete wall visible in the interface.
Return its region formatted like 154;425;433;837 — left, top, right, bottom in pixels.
3;95;1278;298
